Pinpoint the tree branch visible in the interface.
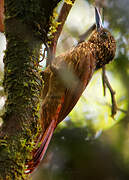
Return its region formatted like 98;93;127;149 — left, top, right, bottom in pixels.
102;66;118;118
0;0;4;32
47;0;76;66
102;66;106;96
0;0;63;179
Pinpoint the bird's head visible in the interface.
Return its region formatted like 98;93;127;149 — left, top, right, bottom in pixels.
89;7;116;69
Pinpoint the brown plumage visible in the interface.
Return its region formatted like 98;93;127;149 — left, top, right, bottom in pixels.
25;9;116;174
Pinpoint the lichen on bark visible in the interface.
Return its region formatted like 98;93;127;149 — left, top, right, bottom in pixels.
0;19;43;179
0;0;62;179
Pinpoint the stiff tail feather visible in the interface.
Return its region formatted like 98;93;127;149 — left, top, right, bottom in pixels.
25;96;64;174
24;119;56;174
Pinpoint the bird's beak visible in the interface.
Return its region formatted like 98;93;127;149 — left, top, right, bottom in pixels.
95;7;103;31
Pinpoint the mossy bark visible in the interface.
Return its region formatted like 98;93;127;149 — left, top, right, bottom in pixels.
0;0;61;179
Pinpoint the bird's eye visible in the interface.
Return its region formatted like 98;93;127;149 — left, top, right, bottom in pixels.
101;31;108;39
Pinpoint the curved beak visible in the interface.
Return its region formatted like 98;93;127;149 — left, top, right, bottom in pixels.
95;7;103;31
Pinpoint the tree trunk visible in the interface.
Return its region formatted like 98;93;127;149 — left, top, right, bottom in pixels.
0;0;61;179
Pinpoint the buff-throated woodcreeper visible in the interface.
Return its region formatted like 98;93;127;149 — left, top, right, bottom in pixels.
25;7;116;174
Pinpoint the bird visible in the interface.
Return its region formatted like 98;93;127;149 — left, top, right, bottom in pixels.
25;7;116;174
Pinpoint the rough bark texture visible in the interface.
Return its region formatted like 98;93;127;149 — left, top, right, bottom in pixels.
0;0;61;179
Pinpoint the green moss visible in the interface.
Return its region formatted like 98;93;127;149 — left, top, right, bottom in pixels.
48;5;60;40
5;0;45;24
3;34;42;117
1;20;43;179
0;137;31;179
64;0;73;5
0;0;63;179
0;117;42;179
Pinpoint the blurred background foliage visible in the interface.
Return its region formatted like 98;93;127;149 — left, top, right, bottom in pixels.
0;0;129;179
0;29;5;124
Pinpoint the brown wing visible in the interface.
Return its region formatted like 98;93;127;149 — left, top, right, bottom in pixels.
56;48;96;123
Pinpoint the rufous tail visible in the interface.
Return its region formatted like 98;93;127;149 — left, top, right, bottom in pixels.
24;119;56;174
